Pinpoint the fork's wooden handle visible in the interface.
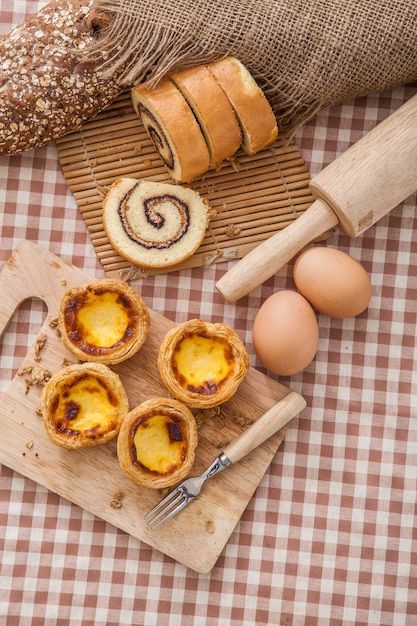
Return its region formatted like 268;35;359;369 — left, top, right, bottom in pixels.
223;390;306;465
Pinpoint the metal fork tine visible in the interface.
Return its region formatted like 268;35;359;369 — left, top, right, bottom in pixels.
149;496;189;529
144;489;186;528
144;455;232;528
144;490;182;520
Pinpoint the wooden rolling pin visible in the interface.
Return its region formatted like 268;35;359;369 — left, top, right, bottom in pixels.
216;93;417;302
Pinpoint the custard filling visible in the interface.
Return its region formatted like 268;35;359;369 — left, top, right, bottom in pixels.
133;413;186;474
173;334;234;392
76;291;130;348
52;376;118;434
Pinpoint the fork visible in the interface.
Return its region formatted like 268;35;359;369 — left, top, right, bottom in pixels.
144;390;306;529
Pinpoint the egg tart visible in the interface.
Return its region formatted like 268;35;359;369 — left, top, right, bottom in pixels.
41;362;129;449
59;278;150;364
117;397;198;489
158;318;249;408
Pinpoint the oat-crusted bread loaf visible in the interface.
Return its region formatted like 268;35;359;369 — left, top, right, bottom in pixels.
103;177;212;269
208;57;278;155
0;0;122;156
170;65;242;169
131;78;211;183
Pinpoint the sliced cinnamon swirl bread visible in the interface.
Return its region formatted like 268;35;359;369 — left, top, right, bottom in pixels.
103;177;212;269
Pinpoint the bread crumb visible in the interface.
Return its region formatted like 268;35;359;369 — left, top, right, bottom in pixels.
34;332;47;361
194;406;223;428
207;207;218;221
231;410;254;428
26;440;34;449
110;492;125;509
18;365;52;393
205;520;215;533
225;224;241;237
50;317;62;337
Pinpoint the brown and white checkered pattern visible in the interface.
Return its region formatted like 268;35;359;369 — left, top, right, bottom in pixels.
1;1;417;624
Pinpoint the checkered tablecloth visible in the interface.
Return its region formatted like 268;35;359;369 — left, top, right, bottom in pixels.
1;2;417;625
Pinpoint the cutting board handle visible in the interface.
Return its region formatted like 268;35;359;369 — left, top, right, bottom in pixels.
0;242;40;340
0;241;73;341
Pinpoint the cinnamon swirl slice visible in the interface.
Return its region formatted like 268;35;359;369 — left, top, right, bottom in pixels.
131;77;210;183
103;178;212;269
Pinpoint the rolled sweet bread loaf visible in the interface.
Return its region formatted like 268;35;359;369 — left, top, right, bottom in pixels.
0;0;122;156
132;57;278;183
102;177;212;269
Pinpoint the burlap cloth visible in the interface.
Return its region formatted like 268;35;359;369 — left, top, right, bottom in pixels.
85;0;417;141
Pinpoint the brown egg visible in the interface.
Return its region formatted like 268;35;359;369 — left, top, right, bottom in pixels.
252;290;319;376
293;246;372;318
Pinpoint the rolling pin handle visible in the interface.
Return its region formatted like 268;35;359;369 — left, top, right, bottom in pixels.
215;198;338;303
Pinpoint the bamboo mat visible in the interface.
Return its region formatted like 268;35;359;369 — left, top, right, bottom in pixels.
56;89;316;278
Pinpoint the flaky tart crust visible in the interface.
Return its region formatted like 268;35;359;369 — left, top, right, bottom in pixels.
117;397;198;489
58;278;150;365
158;318;250;409
41;362;129;449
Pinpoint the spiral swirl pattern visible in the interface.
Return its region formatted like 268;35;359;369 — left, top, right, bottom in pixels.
139;106;175;170
119;183;190;249
102;177;210;269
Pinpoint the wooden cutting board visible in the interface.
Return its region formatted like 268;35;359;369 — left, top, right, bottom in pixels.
0;241;304;573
